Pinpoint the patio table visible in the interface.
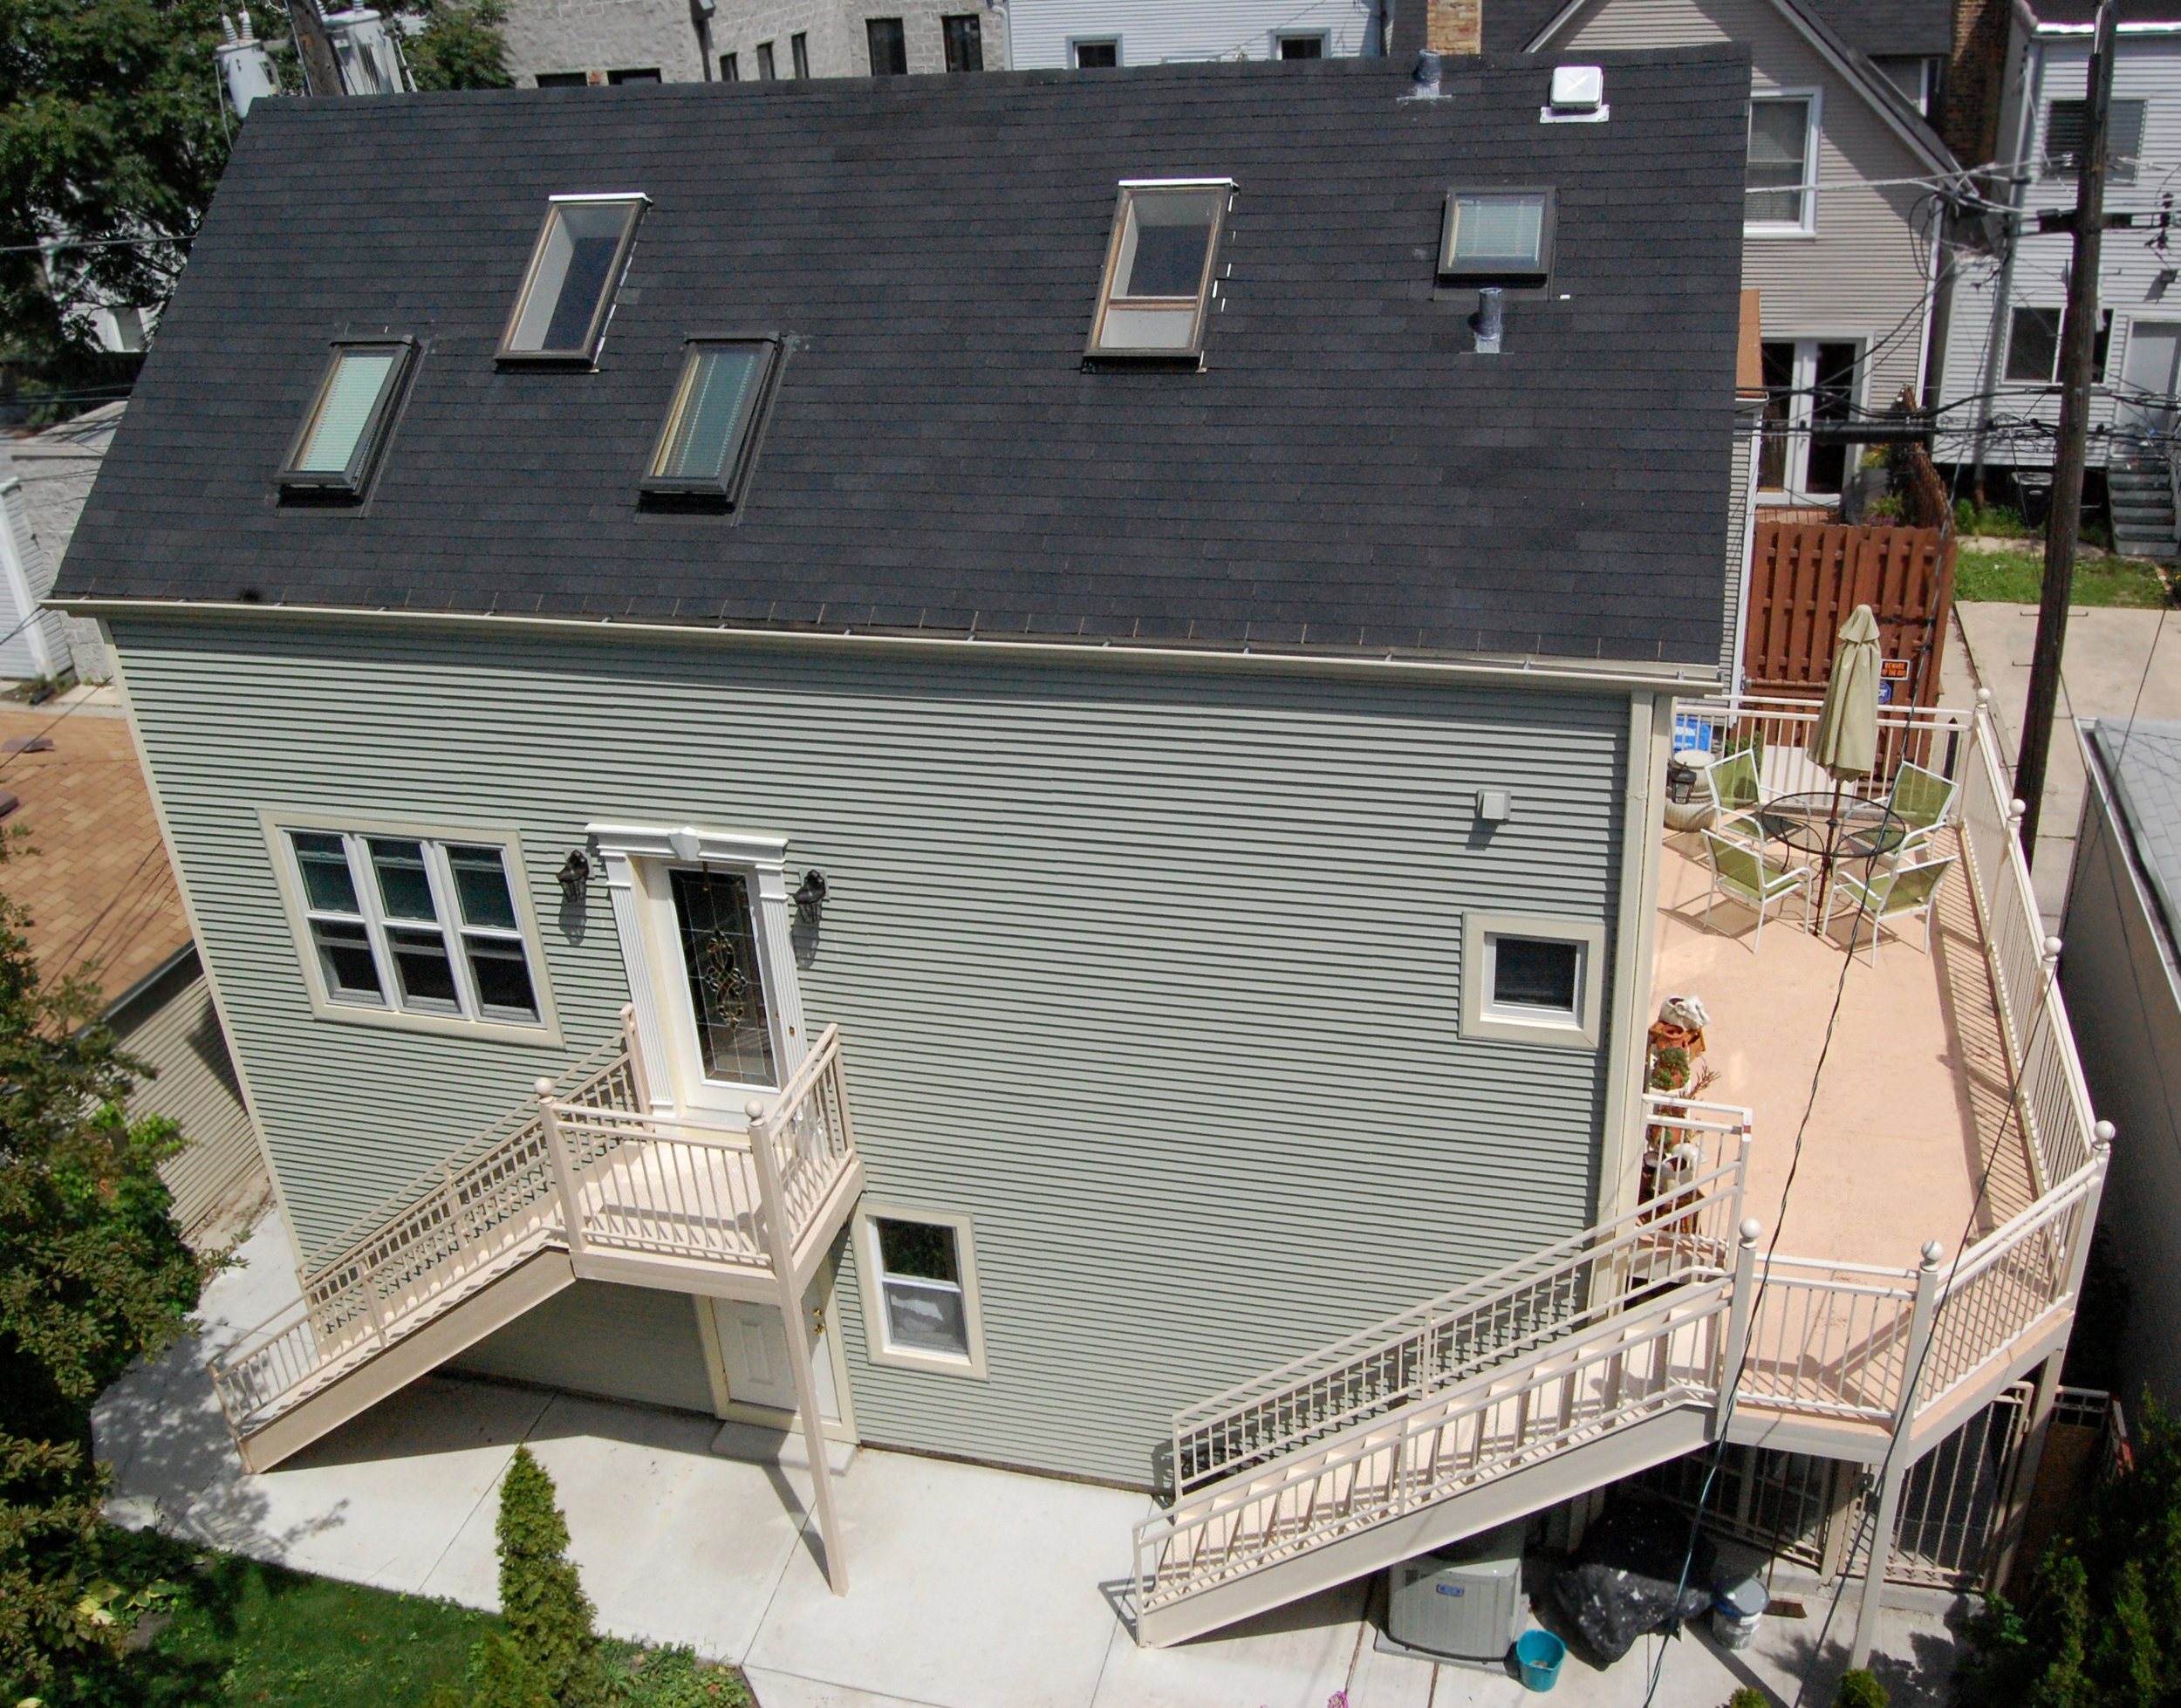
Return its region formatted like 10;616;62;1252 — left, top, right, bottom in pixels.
1757;790;1904;936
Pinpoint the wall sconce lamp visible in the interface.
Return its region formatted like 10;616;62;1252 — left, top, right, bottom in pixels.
794;869;828;924
557;850;591;900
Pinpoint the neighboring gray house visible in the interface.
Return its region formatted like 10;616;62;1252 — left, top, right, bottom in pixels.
501;0;1384;87
1446;0;1959;509
2060;717;2181;1409
1932;1;2181;555
12;402;124;682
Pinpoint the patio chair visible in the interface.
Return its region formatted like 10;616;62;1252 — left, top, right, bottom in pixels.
1703;748;1767;842
1823;852;1955;964
1701;830;1810;952
1854;761;1959;864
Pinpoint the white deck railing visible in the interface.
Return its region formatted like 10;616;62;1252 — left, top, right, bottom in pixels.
212;1020;858;1437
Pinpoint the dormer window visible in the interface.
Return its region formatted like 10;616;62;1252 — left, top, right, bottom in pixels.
277;338;414;495
642;338;780;504
1086;179;1234;361
1438;189;1555;285
498;194;646;365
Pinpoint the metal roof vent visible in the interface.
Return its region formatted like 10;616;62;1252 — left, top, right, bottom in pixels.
1542;65;1608;123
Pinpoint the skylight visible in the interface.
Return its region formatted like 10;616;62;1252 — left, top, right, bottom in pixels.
1438;189;1556;284
642;338;779;503
278;339;414;495
1087;180;1234;360
499;194;646;364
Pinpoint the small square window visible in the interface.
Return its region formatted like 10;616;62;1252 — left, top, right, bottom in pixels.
1277;33;1324;58
790;32;809;76
867;17;907;74
2045;99;2145;185
943;13;982;72
277;340;414;496
1087;180;1233;361
643;338;779;504
498;195;647;366
1073;38;1118;68
1460;913;1604;1048
858;1206;988;1376
1491;937;1580;1015
1437;188;1555;284
756;40;776;79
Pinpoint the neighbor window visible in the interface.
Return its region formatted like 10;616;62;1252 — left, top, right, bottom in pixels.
867;17;906;73
279;826;550;1035
1747;93;1817;230
2045;99;2146;185
943;12;982;71
498;194;646;365
535;71;587;86
643;338;778;503
1277;33;1324;58
720;51;739;79
277;339;414;496
1438;188;1555;284
858;1207;988;1375
1087;180;1233;359
2004;306;2113;384
1460;913;1606;1047
756;40;776;78
606;66;660;82
790;31;809;76
1073;38;1118;67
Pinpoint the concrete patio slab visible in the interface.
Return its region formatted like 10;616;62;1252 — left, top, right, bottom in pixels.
93;1221;1965;1708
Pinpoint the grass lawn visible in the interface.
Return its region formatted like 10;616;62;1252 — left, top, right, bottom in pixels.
38;1536;754;1707
1955;546;2172;609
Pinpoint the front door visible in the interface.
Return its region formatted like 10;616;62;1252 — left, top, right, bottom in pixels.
713;1299;842;1421
657;864;787;1116
2120;320;2181;440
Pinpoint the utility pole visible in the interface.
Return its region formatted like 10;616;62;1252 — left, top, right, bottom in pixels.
285;0;345;96
2016;0;2119;860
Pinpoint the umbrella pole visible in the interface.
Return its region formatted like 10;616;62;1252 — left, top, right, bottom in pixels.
1817;779;1845;933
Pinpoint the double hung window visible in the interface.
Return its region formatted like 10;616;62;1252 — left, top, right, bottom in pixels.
1747;93;1817;232
942;14;981;70
867;17;907;74
499;195;646;365
1087;180;1233;359
858;1208;988;1375
280;824;552;1037
2005;306;2112;385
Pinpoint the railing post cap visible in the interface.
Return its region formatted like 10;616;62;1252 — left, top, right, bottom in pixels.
2045;935;2064;960
1740;1218;1763;1243
534;1076;555;1097
2009;799;2027;821
1922;1240;1945;1267
1978;687;1993;705
2095;1119;2116;1146
745;1097;768;1122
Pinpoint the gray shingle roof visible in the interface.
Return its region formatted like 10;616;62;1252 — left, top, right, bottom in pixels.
57;51;1750;667
2092;721;2181;960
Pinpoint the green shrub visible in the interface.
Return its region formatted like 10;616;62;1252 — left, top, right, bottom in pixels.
1835;1670;1889;1708
496;1447;601;1706
1730;1690;1771;1708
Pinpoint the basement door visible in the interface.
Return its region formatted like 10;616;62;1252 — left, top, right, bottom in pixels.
711;1297;842;1423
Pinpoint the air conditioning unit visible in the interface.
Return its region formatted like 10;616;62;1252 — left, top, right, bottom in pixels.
1386;1520;1529;1661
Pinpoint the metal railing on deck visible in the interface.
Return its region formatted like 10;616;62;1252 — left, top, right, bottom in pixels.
1672;694;1973;800
1739;1255;1917;1424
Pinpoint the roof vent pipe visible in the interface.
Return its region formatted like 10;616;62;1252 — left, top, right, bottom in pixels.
1473;286;1504;354
1410;49;1442;99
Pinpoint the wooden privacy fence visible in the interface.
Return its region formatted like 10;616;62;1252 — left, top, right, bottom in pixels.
1745;523;1957;706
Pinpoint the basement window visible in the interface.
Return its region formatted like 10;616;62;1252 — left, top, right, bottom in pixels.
1437;189;1555;285
1086;179;1234;360
858;1206;988;1377
277;340;414;495
642;338;780;504
498;194;647;365
1460;913;1606;1049
273;817;559;1042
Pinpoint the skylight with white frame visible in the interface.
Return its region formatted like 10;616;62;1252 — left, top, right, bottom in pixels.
1086;179;1234;360
499;194;647;365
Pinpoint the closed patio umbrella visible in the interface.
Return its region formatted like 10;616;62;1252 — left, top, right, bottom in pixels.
1811;605;1881;784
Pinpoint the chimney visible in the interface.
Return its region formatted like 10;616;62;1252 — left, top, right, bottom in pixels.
1427;0;1481;55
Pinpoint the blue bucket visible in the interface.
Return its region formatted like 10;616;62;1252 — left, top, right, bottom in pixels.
1515;1629;1567;1692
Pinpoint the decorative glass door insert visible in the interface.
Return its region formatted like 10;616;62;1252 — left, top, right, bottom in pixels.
669;868;778;1089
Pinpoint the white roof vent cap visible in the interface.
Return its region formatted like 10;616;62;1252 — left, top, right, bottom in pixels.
1544;65;1608;122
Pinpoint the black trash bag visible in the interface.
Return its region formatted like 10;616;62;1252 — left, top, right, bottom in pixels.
1551;1500;1716;1665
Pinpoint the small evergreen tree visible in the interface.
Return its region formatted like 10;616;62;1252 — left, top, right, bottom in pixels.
496;1446;600;1706
1836;1669;1890;1708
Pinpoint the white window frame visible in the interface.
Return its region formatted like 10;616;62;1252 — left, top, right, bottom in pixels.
263;810;562;1046
1460;912;1606;1049
1757;336;1865;504
1746;89;1821;238
855;1203;988;1378
1273;30;1328;58
1070;35;1121;67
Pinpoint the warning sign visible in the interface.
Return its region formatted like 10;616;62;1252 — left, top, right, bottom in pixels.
1879;659;1911;681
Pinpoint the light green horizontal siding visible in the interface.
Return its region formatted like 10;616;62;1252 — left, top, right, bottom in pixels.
113;617;1631;1487
452;1281;715;1413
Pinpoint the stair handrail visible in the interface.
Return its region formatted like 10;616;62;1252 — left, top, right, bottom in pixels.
1169;1101;1749;1493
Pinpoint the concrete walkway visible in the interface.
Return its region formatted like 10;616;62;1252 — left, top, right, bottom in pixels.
95;1219;1963;1708
1953;602;2181;925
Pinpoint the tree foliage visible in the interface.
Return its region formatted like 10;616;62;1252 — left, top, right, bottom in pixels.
495;1446;602;1707
402;0;509;91
1965;1399;2181;1708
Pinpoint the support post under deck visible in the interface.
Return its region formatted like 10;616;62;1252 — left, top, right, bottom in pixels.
1851;1240;1945;1667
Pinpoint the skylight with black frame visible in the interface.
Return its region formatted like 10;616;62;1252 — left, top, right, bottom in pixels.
642;338;780;504
277;338;415;496
1437;188;1556;285
1086;179;1234;360
498;194;647;365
